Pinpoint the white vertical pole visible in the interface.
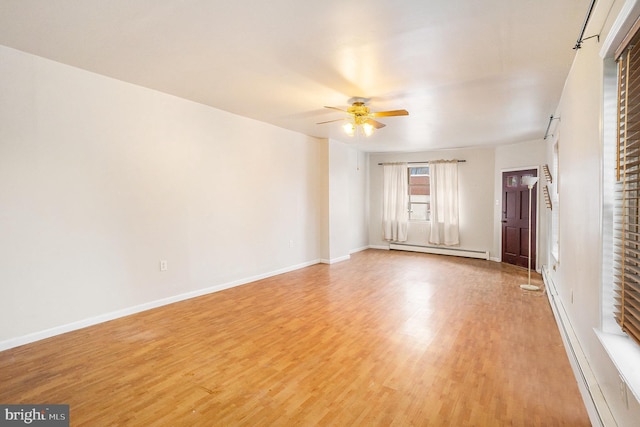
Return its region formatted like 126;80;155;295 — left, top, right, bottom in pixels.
520;180;539;291
528;185;532;287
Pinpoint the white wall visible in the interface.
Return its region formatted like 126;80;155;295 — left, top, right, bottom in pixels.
368;148;495;256
349;149;370;253
324;141;369;263
0;45;331;347
327;140;351;263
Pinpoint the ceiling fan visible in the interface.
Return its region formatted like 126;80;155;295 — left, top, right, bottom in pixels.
317;98;409;136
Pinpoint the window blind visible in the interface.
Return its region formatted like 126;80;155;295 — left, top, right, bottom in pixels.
615;35;640;347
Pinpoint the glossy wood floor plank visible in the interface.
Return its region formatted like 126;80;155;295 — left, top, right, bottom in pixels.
0;250;589;426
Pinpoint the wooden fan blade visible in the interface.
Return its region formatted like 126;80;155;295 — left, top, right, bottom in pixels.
370;109;409;117
365;118;386;129
316;118;347;125
324;106;349;113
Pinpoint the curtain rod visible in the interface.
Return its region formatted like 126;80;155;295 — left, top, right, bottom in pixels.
574;0;597;49
377;160;466;165
543;115;561;140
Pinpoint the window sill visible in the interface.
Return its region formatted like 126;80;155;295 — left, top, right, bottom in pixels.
595;329;640;404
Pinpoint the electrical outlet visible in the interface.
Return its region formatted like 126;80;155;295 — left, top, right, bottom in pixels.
160;260;168;272
289;240;294;248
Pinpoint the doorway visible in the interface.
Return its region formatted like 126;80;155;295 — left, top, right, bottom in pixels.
501;169;537;269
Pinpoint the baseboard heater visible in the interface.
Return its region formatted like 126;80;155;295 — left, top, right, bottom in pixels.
542;266;614;427
389;243;489;260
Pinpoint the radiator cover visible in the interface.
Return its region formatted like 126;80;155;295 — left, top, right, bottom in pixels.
389;243;489;260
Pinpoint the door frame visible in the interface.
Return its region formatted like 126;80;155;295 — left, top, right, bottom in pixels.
499;166;540;270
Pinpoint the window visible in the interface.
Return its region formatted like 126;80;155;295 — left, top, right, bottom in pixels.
408;167;430;221
614;31;640;347
599;6;640;402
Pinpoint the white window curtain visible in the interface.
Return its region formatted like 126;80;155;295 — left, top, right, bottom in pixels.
382;163;408;242
428;160;459;245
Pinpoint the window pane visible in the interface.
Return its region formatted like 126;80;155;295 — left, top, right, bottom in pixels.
614;42;640;347
410;167;429;176
408;166;431;221
412;195;429;203
410;203;428;221
410;175;429;186
410;185;429;195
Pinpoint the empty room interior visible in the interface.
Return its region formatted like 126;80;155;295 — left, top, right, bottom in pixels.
1;0;640;425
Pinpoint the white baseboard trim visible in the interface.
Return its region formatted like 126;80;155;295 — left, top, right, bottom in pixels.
542;266;616;427
0;259;321;352
368;244;390;250
349;246;369;254
320;254;351;264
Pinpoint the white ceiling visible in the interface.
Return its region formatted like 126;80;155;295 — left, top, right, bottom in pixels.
0;0;591;152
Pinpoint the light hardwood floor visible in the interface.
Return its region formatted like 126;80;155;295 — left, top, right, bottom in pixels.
0;250;590;426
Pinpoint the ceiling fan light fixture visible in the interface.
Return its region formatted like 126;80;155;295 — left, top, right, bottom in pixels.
320;99;407;137
362;122;374;136
342;122;356;136
342;121;373;137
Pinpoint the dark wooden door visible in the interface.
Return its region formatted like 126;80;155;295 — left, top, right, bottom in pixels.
502;169;537;269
